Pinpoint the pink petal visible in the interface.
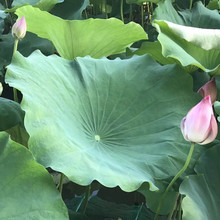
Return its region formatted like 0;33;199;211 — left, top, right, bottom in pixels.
198;78;217;104
181;117;190;141
200;115;218;145
184;96;213;143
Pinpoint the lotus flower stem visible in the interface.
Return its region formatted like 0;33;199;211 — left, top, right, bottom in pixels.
4;0;8;8
120;0;124;23
178;195;183;220
82;185;91;215
13;39;19;102
58;173;64;194
154;142;195;220
129;4;133;21
104;0;108;19
189;0;193;9
167;193;179;220
141;4;144;27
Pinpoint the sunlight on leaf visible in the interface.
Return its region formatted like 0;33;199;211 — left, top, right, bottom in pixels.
15;5;147;60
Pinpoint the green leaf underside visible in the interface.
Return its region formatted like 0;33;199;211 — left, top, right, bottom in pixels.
129;41;176;66
15;5;148;60
180;145;220;220
153;0;220;73
0;132;68;220
6;51;203;192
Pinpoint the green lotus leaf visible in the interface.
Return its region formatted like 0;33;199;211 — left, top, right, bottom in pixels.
0;97;24;131
0;132;68;220
15;5;147;60
153;0;220;74
6;0;64;12
6;51;204;192
180;145;220;220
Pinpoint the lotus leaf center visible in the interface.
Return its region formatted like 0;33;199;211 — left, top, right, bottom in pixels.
94;135;101;142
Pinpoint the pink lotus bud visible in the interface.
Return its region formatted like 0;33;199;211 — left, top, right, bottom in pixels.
181;95;218;145
197;78;217;104
12;16;27;40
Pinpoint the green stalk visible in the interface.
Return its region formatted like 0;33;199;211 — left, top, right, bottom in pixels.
58;173;64;194
129;4;133;21
84;9;88;19
120;0;124;23
141;4;144;27
167;193;179;220
178;195;183;220
13;39;19;103
82;185;91;215
189;0;193;9
4;0;8;8
105;0;108;19
154;142;195;220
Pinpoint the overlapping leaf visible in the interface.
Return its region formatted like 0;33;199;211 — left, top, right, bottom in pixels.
0;132;68;220
180;145;220;220
15;5;147;60
153;0;220;74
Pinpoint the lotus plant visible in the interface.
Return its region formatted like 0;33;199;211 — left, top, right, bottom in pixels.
154;95;218;220
11;16;27;102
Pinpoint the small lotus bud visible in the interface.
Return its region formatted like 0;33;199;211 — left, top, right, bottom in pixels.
197;78;217;104
181;95;218;145
12;16;27;40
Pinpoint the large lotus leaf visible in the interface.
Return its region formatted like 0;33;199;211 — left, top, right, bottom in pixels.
0;132;68;220
153;20;220;73
179;145;220;220
153;0;220;28
51;0;89;20
6;0;64;12
6;51;204;192
153;0;220;73
0;97;24;131
15;5;147;60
